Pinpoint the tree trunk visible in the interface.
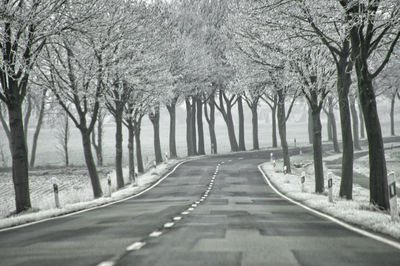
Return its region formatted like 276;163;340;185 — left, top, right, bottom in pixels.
23;95;32;144
135;116;144;173
114;105;124;189
29;89;47;168
271;101;278;148
312;108;324;193
91;113;104;167
238;95;246;151
337;56;354;200
390;95;395;136
0;105;11;148
8;102;31;212
191;98;197;155
324;108;333;141
226;107;238;152
96;113;104;166
196;98;205;155
277;90;291;173
308;104;313;144
166;100;178;158
80;129;102;198
350;96;361;150
251;105;259;150
358;100;365;139
127;120;135;183
63;114;70;167
356;65;389;209
205;96;217;154
217;91;238;152
329;104;340;153
185;97;194;156
149;106;162;164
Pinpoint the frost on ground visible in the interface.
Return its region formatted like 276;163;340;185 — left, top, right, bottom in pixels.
323;145;400;189
0;159;182;230
261;156;400;240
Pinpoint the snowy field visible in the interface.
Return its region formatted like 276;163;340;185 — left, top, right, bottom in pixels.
261;149;400;239
0;159;183;230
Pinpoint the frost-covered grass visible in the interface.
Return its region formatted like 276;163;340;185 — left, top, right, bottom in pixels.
324;145;400;189
0;159;183;230
261;158;400;240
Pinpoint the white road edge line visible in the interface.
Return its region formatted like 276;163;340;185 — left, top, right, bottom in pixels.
0;159;194;233
258;164;400;251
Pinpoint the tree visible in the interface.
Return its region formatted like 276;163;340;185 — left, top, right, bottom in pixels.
215;90;239;152
204;88;218;153
28;86;48;168
39;11;113;198
262;91;278;148
149;105;163;164
91;108;105;166
291;46;335;192
0;0;97;213
54;110;71;167
377;53;400;136
166;94;179;158
349;91;361;150
270;68;298;174
342;0;400;209
323;96;340;153
283;0;356;199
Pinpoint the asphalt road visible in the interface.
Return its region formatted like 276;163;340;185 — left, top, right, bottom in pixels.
1;150;400;266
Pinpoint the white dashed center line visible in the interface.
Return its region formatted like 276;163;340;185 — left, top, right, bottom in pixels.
149;231;163;237
164;222;175;228
173;216;182;221
126;242;146;251
97;261;115;266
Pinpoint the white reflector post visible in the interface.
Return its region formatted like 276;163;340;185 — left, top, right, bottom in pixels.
301;171;306;192
388;172;398;222
328;173;333;203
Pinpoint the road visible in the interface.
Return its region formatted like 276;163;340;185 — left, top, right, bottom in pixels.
1;150;400;266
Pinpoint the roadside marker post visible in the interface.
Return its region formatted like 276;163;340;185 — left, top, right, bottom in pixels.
328;173;333;203
301;171;305;192
153;161;157;169
270;152;273;163
132;172;138;187
107;176;112;197
388;172;399;222
283;165;287;175
53;183;60;208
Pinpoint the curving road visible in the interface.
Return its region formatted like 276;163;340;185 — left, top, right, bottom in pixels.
0;150;400;266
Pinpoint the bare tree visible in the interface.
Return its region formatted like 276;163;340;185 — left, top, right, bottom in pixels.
0;0;98;213
54;111;71;167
